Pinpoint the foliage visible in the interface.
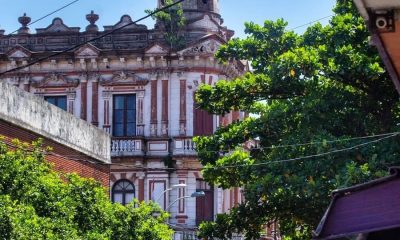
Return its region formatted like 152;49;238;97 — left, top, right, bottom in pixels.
195;0;400;239
0;138;172;240
146;0;186;50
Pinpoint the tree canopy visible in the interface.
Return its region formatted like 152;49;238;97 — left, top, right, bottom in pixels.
195;1;400;239
0;138;172;240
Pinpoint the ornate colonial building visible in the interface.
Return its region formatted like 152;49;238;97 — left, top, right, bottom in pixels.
0;0;247;230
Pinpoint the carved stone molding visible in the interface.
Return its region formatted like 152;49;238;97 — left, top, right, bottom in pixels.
102;90;112;99
67;91;76;100
148;70;170;80
179;39;221;56
32;73;79;88
100;71;149;86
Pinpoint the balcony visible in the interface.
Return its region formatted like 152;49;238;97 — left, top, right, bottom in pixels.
172;231;244;240
111;137;144;157
173;231;198;240
173;137;197;156
110;136;197;157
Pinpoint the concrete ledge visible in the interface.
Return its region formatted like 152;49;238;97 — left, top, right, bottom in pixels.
0;82;111;163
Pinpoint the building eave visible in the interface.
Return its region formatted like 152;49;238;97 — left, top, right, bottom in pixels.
353;0;400;95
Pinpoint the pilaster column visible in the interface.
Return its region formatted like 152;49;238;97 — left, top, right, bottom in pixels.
67;90;76;115
179;79;187;135
138;173;145;202
102;90;112;134
137;91;145;136
80;78;88;121
150;80;158;136
91;78;99;126
176;163;189;224
161;80;169;136
22;76;30;92
201;74;206;84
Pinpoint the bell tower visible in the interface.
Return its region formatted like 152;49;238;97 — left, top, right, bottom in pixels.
183;0;221;24
158;0;222;25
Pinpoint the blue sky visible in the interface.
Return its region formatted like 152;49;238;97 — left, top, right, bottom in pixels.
0;0;336;38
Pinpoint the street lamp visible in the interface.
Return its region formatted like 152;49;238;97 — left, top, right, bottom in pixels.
154;183;187;202
166;191;205;211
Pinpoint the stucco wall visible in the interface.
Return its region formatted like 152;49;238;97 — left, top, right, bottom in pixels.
0;82;111;163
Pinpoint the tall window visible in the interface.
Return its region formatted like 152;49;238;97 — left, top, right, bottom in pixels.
44;96;67;111
113;94;136;137
112;180;135;205
196;179;214;225
194;104;213;136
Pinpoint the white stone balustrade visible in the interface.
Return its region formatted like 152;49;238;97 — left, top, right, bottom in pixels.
173;137;197;155
111;138;143;156
173;231;198;240
111;137;197;157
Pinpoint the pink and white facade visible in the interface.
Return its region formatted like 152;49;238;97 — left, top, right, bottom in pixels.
0;0;247;229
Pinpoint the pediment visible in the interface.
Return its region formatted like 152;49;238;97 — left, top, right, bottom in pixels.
178;37;223;56
103;15;147;31
145;44;168;55
6;45;32;59
75;43;100;58
100;71;149;86
36;18;80;33
32;73;79;88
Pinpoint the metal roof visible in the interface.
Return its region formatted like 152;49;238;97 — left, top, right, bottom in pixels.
313;167;400;239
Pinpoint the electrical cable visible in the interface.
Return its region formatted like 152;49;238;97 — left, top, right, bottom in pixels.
38;131;400;154
8;0;81;35
106;132;400;171
98;132;400;170
4;130;398;162
0;0;185;77
3;131;396;172
209;133;399;170
251;131;400;150
290;14;333;31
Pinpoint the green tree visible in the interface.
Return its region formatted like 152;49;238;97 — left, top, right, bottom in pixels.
146;0;186;50
0;138;172;240
194;1;400;239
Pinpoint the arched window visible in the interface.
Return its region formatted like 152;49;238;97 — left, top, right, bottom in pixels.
112;180;135;205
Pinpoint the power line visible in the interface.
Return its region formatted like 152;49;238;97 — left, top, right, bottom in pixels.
252;131;400;150
0;0;185;77
8;0;81;35
290;14;333;31
210;133;399;170
107;133;398;171
24;131;400;158
52;132;400;170
1;132;398;172
0;8;334;75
